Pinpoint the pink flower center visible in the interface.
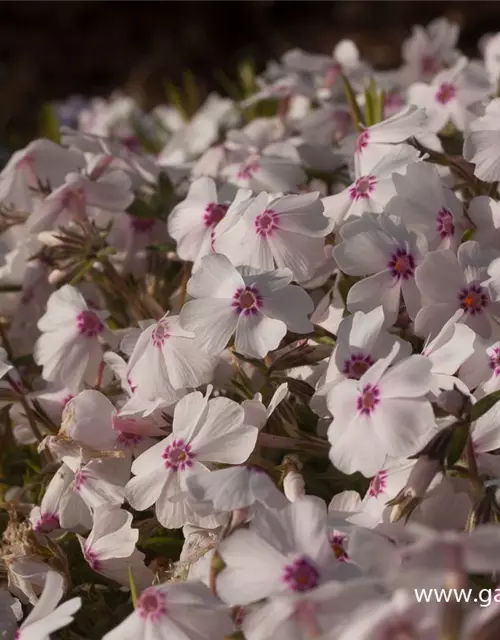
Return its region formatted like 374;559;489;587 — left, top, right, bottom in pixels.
76;310;104;337
62;187;86;213
116;431;143;447
458;284;489;315
237;159;260;180
343;353;375;380
435;82;456;105
355;130;370;154
255;209;279;237
282;556;319;592
436;207;455;239
368;469;388;497
151;321;170;348
489;346;500;376
349;175;377;201
84;545;101;570
232;285;263;316
356;383;381;416
130;216;155;233
329;531;349;562
61;394;74;409
34;512;60;534
203;202;228;228
388;249;415;280
162;438;195;471
137;588;167;621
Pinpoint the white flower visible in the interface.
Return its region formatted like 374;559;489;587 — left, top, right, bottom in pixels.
16;570;81;640
421;309;476;395
214;191;330;282
27;167;133;234
316;306;412;402
327;344;434;476
122;313;216;414
107;212;166;275
467;196;500;248
0;139;85;211
167;176;235;268
29;464;68;535
408;57;492;133
185;465;288;513
158;93;236;165
347;105;428;175
386;162;466;251
336;590;440;640
102;581;233;640
126;388;258;529
464;98;500;183
34;285;115;393
401;522;500;574
35;462;93;531
460;334;500;393
179;254;314;358
333;213;427;325
401;16;459;82
322;146;417;227
77;506;153;589
415;241;500;339
483;32;500;83
62;389;163;459
0;346;13;380
242;579;381;640
216;497;357;606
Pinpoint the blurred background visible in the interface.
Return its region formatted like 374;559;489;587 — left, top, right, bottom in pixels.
2;1;500;148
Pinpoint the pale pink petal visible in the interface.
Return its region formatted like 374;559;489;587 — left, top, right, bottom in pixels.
373;397;435;457
179;298;237;356
380;355;432;399
235;312;286;358
217;529;286;605
186;253;244;299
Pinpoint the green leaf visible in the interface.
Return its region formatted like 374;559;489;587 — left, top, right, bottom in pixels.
446;420;470;468
364;78;376;127
375;87;385;124
69;261;94;286
128;567;138;608
39;104;61;143
238;59;257;98
164;81;189;122
183;69;200;118
213;69;243;103
341;74;365;132
470;390;500;422
462;227;476;242
127;198;156;220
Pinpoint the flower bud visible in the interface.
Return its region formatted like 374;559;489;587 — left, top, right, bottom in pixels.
387;455;440;523
466;485;500;531
283;471;305;502
48;268;70;286
37;231;64;247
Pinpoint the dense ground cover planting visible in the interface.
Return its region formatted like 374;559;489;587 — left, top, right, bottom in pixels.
4;14;500;640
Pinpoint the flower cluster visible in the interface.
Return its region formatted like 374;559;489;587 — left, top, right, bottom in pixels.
4;15;500;640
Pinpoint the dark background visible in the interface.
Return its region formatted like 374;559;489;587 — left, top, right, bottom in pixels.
2;1;500;147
